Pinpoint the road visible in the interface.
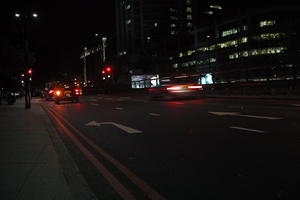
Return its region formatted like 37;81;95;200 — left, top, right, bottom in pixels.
41;95;300;200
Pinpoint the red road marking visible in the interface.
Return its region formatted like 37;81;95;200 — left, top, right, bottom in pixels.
46;107;136;200
46;106;167;200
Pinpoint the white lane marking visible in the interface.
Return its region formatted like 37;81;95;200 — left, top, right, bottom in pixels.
209;112;282;120
291;104;300;107
230;126;265;133
115;107;124;110
90;103;99;106
86;121;142;134
149;113;161;117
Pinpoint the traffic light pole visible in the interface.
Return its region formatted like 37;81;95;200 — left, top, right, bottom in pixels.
22;16;31;109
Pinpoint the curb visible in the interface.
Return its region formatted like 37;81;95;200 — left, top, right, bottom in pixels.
40;104;98;200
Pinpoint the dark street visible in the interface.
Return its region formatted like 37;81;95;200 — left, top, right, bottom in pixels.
41;96;300;199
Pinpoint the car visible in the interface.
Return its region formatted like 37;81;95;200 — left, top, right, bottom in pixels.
53;84;80;104
148;75;203;99
44;88;55;101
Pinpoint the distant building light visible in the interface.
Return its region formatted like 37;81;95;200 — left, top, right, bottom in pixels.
260;20;276;27
210;5;222;10
15;13;20;18
147;36;151;40
32;13;38;18
126;19;132;24
154;22;158;27
205;10;214;15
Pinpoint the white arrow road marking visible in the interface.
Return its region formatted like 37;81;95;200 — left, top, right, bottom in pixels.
115;107;124;110
86;121;101;126
209;112;282;120
86;121;142;134
149;113;161;117
230;126;265;133
291;104;300;107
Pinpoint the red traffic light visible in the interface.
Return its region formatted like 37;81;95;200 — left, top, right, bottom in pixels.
106;66;111;72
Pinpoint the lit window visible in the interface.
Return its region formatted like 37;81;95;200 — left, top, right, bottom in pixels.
187;22;192;28
187;14;192;20
126;4;131;10
170;31;176;35
154;22;158;27
179;52;183;57
170;23;176;27
126;19;131;24
173;63;178;68
186;0;192;5
210;5;222;10
229;47;287;59
186;7;192;13
222;28;238;37
170;8;176;12
187;50;195;56
253;33;284;40
260;20;276;27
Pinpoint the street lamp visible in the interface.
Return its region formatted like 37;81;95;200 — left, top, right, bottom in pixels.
14;11;39;109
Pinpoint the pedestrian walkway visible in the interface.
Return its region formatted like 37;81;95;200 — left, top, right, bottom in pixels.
0;98;97;200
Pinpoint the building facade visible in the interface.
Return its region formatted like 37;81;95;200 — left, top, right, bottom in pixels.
172;5;300;85
115;0;194;74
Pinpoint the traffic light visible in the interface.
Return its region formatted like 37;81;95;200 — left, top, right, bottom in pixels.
106;66;111;72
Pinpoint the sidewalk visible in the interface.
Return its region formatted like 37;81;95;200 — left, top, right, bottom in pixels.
0;98;97;200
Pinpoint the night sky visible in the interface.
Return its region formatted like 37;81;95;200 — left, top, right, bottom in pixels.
0;0;115;86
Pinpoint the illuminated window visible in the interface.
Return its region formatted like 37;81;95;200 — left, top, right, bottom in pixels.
222;28;238;37
170;24;176;27
170;8;176;12
210;5;222;10
126;19;131;24
187;14;192;20
187;22;192;28
186;0;192;5
187;50;195;56
154;22;158;27
170;31;176;35
126;4;131;10
229;47;287;59
260;20;276;27
173;63;178;68
253;33;284;40
179;52;183;57
186;7;192;13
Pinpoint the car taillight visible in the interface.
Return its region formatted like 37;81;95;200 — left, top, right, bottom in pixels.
75;89;79;95
49;90;54;94
55;90;61;96
188;85;203;89
166;86;181;91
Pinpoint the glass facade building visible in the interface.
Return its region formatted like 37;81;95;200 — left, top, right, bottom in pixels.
172;5;300;84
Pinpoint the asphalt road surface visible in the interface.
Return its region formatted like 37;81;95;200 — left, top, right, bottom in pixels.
41;95;300;200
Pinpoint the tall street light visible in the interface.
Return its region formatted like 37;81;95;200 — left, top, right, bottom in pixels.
14;11;38;109
95;33;107;64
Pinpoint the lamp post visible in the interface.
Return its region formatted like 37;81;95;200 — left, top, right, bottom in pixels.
95;33;107;65
14;11;38;109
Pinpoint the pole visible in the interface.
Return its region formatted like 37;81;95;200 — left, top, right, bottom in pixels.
23;16;31;109
102;37;107;63
83;47;87;87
